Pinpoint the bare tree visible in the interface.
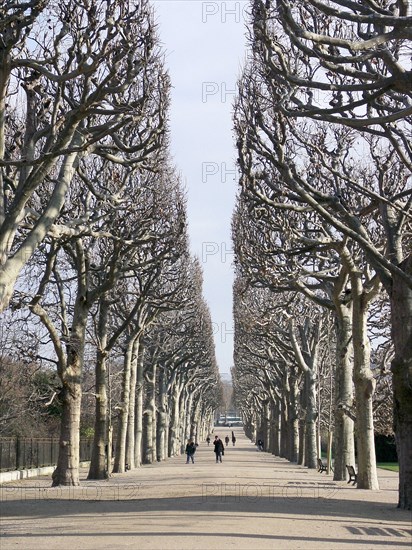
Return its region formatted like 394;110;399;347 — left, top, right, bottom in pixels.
246;0;412;507
0;0;165;311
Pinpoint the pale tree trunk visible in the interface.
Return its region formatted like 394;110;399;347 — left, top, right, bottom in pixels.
134;345;144;467
52;373;82;486
252;414;257;443
390;255;412;509
304;369;318;469
288;372;300;462
88;298;109;480
298;418;305;465
142;363;157;464
190;399;201;442
126;338;139;469
263;400;271;452
0;146;79;315
280;394;288;458
150;364;157;463
184;390;193;445
352;272;379;490
52;296;88;486
142;370;153;464
333;301;355;481
113;336;134;473
157;367;167;461
289;319;320;470
179;390;188;454
267;401;275;454
271;401;280;456
168;382;181;456
163;402;170;460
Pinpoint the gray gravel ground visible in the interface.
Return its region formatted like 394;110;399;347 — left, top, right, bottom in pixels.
1;428;411;550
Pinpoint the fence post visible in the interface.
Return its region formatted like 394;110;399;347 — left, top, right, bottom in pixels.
16;437;21;470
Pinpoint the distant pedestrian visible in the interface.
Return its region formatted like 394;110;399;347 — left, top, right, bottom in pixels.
232;432;236;446
206;435;211;446
225;435;230;447
185;439;196;464
257;439;264;451
213;436;224;463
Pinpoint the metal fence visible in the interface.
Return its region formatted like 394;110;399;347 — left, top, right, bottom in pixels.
0;437;93;472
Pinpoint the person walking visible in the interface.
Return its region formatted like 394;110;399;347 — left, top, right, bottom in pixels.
213;436;224;463
206;435;211;446
225;435;230;447
232;431;236;446
185;439;196;464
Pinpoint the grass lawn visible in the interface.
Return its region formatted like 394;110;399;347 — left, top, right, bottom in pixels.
377;462;399;472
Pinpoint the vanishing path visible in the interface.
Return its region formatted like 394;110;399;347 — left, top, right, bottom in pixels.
1;428;411;549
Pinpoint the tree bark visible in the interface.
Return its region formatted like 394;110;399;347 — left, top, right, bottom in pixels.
143;363;156;464
52;294;88;486
168;382;182;456
157;367;167;461
298;418;305;465
280;394;288;458
391;255;412;509
333;301;355;481
126;339;139;469
288;373;300;462
113;336;134;473
151;364;157;462
271;401;280;456
88;299;109;480
134;345;144;467
352;273;379;490
304;369;318;469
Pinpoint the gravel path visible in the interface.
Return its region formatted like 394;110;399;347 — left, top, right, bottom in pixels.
1;428;411;549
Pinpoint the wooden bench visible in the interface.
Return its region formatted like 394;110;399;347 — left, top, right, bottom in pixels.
317;458;327;473
346;464;357;484
318;458;333;473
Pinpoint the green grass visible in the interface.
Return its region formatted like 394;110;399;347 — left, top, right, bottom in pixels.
377;462;399;472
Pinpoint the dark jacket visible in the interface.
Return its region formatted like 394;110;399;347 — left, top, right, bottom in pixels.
186;442;196;455
213;438;224;453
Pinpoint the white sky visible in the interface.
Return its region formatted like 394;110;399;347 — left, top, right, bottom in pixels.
154;1;248;378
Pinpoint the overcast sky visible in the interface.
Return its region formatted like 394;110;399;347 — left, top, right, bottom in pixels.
154;1;248;378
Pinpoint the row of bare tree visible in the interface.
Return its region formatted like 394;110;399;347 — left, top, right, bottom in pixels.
232;0;411;509
0;1;220;486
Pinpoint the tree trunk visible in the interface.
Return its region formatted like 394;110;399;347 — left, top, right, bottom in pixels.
126;339;139;470
298;418;305;465
168;383;182;456
143;363;156;464
304;369;318;469
288;374;299;462
151;364;157;462
352;274;379;490
179;390;188;454
143;407;153;464
113;337;134;473
88;347;108;479
52;297;88;486
280;395;288;458
333;302;355;481
134;345;144;467
391;255;412;509
272;401;280;456
88;299;109;480
157;368;167;461
52;379;82;486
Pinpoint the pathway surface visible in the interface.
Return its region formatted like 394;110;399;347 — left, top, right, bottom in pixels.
1;428;411;549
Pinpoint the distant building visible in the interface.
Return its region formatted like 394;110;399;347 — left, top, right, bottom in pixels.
215;410;243;426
